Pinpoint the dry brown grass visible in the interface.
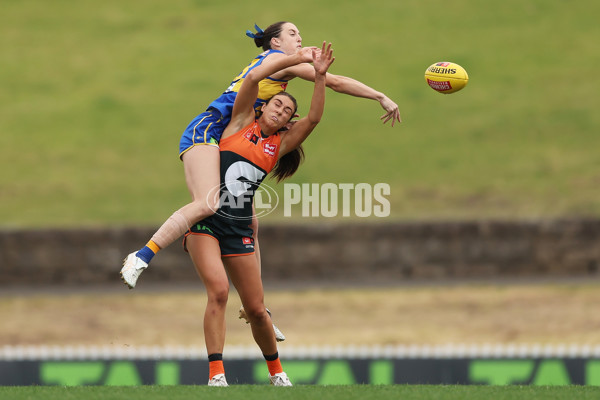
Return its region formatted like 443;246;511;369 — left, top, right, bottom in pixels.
2;283;600;347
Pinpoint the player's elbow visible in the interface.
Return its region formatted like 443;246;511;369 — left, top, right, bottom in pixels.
325;75;343;92
307;115;321;126
325;81;341;92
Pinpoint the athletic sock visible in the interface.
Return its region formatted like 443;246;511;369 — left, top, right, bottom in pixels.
135;240;160;264
264;352;283;376
208;353;225;379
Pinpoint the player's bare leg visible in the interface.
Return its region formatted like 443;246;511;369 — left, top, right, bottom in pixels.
240;212;285;341
120;145;220;288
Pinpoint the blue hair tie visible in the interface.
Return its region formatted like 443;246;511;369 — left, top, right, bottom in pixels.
245;23;264;39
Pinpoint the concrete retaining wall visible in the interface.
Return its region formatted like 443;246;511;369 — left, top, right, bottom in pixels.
1;219;599;287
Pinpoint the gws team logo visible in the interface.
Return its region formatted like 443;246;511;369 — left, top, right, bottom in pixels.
242;237;255;249
206;161;279;220
224;161;265;197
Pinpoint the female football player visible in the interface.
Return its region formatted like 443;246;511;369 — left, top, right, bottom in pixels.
183;42;334;386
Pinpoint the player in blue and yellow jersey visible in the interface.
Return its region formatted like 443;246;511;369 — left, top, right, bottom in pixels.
121;22;401;288
178;46;290;156
183;41;334;387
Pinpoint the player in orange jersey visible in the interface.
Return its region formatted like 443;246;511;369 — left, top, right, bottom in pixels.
183;42;334;387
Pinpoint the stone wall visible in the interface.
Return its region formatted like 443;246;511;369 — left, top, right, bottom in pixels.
1;219;599;287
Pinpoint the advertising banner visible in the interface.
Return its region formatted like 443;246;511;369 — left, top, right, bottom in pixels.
2;345;600;386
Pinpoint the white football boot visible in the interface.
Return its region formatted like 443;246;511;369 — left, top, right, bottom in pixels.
238;306;286;342
120;252;148;289
269;372;292;386
208;373;229;387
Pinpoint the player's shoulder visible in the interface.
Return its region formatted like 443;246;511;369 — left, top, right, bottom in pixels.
259;49;285;61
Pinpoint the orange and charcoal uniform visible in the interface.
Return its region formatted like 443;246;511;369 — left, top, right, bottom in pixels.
184;120;281;256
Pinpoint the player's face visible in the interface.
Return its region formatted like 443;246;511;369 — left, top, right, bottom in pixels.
261;95;295;132
275;23;302;55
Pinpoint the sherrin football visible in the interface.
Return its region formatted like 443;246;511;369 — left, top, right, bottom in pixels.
425;62;469;94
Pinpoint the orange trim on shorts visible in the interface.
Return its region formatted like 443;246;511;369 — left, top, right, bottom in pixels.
222;251;255;257
182;231;255;257
186;231;219;239
182;231;219;252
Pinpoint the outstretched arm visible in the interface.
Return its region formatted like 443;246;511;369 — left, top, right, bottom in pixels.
273;62;402;127
278;42;335;157
223;47;315;138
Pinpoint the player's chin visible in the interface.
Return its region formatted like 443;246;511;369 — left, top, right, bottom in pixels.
270;116;285;127
264;118;285;132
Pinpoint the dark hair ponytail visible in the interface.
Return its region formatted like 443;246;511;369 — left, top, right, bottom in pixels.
271;145;304;182
247;21;288;51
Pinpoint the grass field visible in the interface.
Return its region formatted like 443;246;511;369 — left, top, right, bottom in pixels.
2;0;599;227
2;385;600;400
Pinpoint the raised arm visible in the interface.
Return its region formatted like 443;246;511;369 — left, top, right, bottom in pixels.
273;61;401;127
278;42;335;157
223;48;315;137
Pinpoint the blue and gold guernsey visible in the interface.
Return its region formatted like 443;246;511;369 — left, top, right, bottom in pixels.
209;49;289;118
179;49;289;158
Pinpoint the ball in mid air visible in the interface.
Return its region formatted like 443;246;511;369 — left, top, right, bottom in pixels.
425;62;469;94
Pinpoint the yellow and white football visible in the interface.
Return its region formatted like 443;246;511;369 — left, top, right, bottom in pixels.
425;62;469;94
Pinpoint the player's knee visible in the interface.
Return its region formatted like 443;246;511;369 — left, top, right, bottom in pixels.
207;282;229;307
189;198;217;220
244;304;269;324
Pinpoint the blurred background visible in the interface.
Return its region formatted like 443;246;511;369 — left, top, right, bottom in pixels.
2;0;598;226
1;0;600;386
